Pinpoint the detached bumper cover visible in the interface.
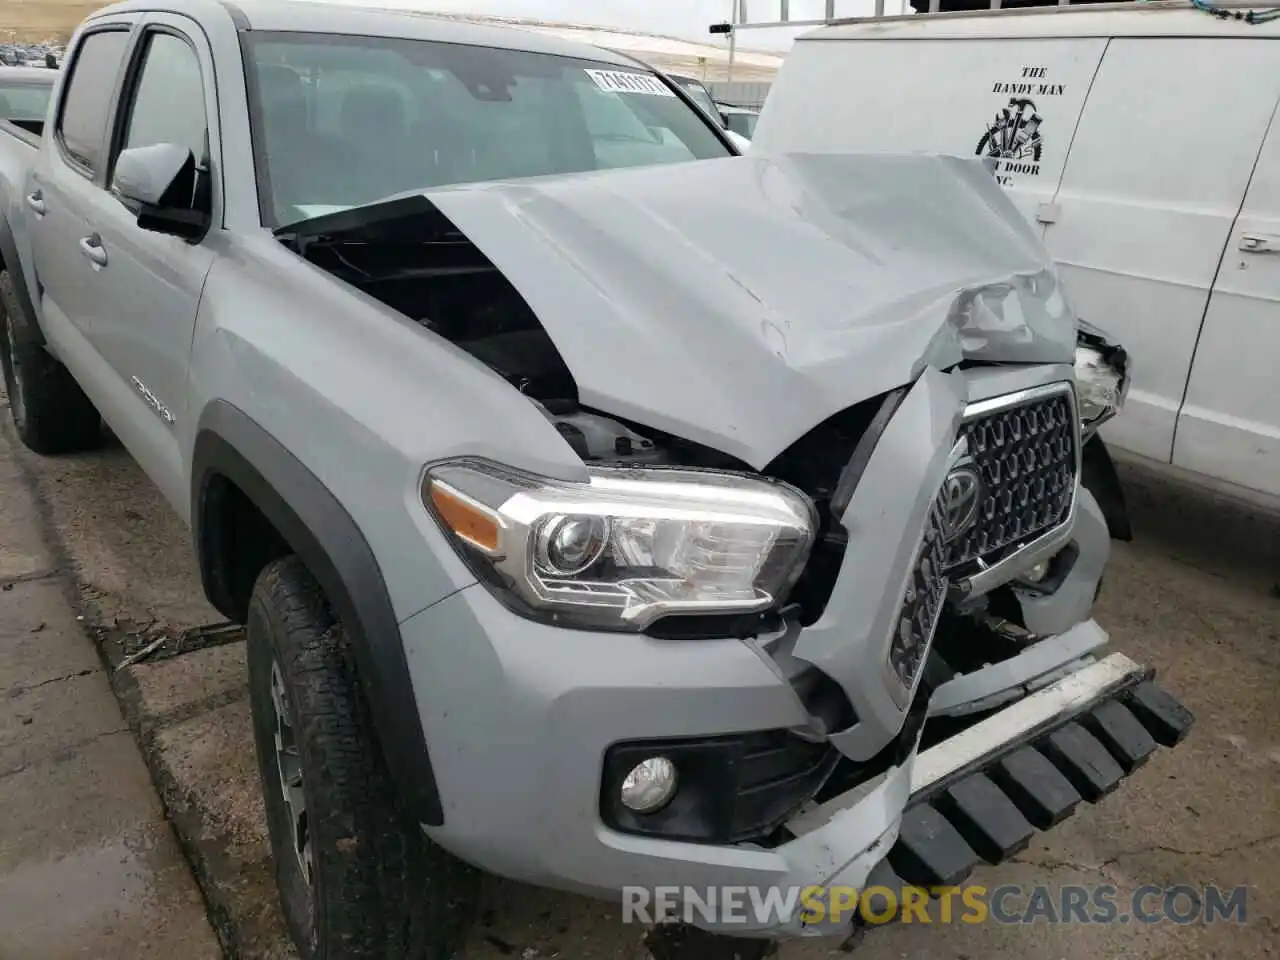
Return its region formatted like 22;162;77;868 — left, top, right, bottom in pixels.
841;671;1193;938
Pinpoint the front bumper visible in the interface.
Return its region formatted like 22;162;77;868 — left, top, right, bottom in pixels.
403;554;1191;937
396;362;1170;935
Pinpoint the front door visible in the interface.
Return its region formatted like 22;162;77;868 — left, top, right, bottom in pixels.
1173;99;1280;499
61;16;218;512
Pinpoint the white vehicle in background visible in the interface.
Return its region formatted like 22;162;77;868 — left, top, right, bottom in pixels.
666;73;756;148
752;0;1280;511
669;72;720;117
718;102;761;141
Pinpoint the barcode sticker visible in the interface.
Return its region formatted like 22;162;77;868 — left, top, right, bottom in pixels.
584;69;676;98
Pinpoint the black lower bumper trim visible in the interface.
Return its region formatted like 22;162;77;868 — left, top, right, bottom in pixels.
890;805;981;887
935;772;1035;865
992;746;1083;829
1082;698;1157;772
1040;722;1125;801
848;675;1192;940
1123;681;1195;747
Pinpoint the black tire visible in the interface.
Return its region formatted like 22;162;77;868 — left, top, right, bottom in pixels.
246;556;478;959
0;268;101;454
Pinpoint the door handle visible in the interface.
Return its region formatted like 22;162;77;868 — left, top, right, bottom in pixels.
78;234;108;268
1239;232;1280;254
1035;201;1061;225
25;191;45;217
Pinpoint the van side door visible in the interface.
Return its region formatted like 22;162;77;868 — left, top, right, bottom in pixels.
749;34;1107;228
1173;100;1280;499
1043;37;1280;466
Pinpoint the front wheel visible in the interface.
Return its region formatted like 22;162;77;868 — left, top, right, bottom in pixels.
246;556;477;959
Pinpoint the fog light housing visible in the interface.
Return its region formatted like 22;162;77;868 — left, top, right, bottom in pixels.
1022;559;1051;583
620;757;678;813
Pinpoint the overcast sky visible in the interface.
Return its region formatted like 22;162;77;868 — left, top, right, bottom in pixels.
347;1;907;50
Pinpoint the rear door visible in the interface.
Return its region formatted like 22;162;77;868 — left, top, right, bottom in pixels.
1043;37;1280;464
29;23;134;355
1172;99;1280;498
751;35;1108;224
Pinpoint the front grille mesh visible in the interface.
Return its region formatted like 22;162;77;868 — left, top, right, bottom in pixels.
889;494;949;695
945;390;1077;571
888;386;1078;695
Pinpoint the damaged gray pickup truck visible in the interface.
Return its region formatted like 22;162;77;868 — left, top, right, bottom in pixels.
0;0;1191;956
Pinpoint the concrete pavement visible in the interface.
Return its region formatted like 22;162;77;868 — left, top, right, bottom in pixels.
0;421;221;959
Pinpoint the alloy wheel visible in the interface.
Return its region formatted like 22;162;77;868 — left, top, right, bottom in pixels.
271;661;314;893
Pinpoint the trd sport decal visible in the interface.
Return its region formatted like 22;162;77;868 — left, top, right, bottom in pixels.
978;65;1067;186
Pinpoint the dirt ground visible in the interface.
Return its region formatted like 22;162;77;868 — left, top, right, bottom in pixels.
2;1;103;42
0;393;1274;960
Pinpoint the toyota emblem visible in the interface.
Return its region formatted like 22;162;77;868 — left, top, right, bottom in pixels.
940;464;983;542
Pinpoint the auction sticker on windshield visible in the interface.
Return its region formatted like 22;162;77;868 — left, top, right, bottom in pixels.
585;69;675;97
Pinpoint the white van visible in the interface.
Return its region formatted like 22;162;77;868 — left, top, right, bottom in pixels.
752;0;1280;509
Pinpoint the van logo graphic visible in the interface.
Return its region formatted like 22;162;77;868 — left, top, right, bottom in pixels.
977;97;1043;163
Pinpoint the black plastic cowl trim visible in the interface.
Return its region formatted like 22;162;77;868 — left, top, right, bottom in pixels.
829;386;908;519
191;400;444;825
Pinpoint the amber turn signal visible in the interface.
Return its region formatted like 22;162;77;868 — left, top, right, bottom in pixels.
428;481;501;553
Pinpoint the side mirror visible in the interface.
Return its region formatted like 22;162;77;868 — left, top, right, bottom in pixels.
111;142;209;241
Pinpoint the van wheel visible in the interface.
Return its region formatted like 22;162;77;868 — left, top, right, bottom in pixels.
246;556;478;959
0;269;101;454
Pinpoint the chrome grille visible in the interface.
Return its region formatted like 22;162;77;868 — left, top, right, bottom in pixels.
946;387;1078;572
888;494;949;697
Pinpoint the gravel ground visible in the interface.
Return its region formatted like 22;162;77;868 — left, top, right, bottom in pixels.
4;417;1277;959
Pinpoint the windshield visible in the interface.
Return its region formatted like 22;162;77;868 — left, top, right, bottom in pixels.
244;33;731;226
0;81;52;122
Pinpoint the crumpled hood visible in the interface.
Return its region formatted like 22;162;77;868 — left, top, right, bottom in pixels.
429;153;1077;468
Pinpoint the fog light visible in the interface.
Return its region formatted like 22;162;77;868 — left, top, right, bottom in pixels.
620;757;678;813
1022;559;1051;583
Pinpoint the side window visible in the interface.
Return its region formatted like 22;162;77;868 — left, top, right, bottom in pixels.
121;32;208;163
58;30;131;173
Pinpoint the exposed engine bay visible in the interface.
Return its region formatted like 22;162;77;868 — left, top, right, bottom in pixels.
281;202;737;471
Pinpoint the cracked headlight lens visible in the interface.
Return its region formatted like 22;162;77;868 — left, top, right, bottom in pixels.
1075;345;1127;433
423;459;816;631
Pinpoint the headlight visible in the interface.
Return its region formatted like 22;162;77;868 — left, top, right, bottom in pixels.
1074;345;1128;433
423;459;816;631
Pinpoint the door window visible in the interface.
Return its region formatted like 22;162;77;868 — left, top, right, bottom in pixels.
57;30;131;173
120;32;208;163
